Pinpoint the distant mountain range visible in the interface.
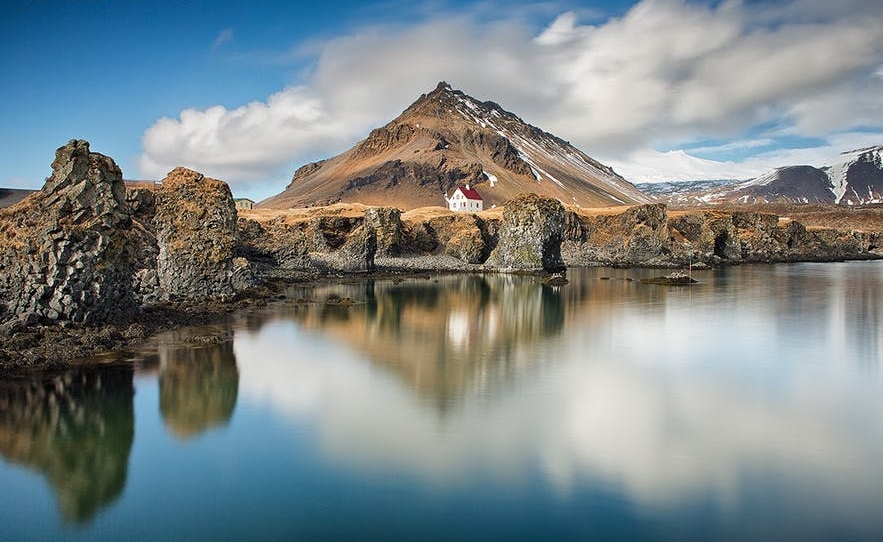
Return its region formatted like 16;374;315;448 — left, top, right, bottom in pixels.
0;188;37;209
260;82;651;210
646;146;883;207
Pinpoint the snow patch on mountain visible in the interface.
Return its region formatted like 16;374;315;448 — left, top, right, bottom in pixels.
822;146;883;204
450;90;650;204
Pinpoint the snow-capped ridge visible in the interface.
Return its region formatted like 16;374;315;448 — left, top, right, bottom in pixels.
648;145;882;207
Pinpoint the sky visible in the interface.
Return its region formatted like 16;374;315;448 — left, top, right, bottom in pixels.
2;0;882;200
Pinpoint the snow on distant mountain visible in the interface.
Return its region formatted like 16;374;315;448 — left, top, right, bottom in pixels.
260;82;651;210
648;146;883;207
823;146;883;205
609;149;761;184
636;179;737;197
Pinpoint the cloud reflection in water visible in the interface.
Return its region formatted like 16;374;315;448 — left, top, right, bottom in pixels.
234;266;883;524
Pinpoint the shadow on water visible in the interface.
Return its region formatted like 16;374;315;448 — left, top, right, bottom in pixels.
0;365;134;524
157;329;240;440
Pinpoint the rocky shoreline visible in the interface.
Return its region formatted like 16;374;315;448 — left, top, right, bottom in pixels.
2;140;881;374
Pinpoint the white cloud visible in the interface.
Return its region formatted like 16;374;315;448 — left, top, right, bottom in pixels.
139;86;358;185
605;130;883;182
212;28;234;49
605;149;767;183
139;0;883;191
230;283;883;512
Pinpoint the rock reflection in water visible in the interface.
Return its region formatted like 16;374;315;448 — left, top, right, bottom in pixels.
283;275;563;408
234;265;883;528
158;330;239;439
0;365;134;523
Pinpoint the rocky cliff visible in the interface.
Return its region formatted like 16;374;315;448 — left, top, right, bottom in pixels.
0;140;137;327
239;199;881;276
486;193;565;271
1;140;880;371
0;142;249;334
155;167;239;301
563;205;882;267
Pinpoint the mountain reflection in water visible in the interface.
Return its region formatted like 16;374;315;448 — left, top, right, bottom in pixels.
234;266;883;523
275;275;565;408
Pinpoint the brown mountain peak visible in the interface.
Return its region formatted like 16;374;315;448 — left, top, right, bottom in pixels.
261;85;651;210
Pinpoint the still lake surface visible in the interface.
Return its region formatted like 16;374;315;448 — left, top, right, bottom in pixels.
1;262;882;541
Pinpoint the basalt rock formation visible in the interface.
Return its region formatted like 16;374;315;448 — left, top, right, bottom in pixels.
486;193;565;271
238;199;880;278
0;142;258;335
563;205;882;267
0;140;137;327
155;167;238;301
2;139;881;366
562;204;673;267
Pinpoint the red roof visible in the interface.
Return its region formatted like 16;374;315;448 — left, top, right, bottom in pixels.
456;186;483;200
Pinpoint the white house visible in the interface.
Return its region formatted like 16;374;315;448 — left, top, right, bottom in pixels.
445;185;483;212
234;198;255;210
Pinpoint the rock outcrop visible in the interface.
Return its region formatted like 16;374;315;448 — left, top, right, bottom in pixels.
155;168;238;301
364;207;403;257
237;208;379;276
486;193;565;271
0;140;137;327
562;204;672;267
398;211;496;265
2;139;881;369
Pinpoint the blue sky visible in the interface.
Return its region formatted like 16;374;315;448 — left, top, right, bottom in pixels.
3;0;882;200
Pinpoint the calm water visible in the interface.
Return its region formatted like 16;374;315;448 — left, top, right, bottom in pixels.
1;263;882;541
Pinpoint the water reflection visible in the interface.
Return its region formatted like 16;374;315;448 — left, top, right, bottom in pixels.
274;275;564;407
234;265;883;531
0;365;134;523
158;330;239;439
2;264;881;538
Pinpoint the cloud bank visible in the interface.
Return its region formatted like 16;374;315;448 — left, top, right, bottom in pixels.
140;0;883;188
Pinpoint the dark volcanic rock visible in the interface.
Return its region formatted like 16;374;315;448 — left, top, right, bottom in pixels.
640;272;697;285
562;204;673;267
125;186;161;303
317;224;376;272
0;140;137;327
155;167;237;301
364;207;403;257
486;193;565;271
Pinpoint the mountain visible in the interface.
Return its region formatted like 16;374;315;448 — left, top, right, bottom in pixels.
0;188;37;209
260;82;651;210
648;146;883;207
823;146;883;205
635;179;737;198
